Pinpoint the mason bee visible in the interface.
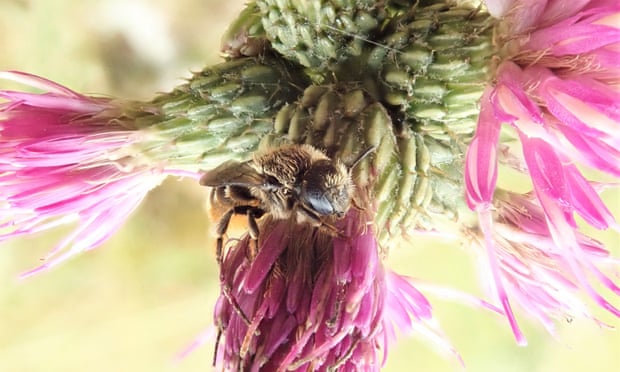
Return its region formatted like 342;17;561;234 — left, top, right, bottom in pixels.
200;144;373;325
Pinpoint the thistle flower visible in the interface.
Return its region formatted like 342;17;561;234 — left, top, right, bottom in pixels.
0;56;307;275
2;0;619;370
464;0;620;343
0;71;169;276
214;210;459;371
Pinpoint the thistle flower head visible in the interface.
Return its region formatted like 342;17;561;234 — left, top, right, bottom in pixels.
0;71;168;276
0;56;308;274
214;210;455;371
465;0;620;342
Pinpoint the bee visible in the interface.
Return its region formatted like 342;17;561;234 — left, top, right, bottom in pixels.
200;144;373;321
201;144;374;258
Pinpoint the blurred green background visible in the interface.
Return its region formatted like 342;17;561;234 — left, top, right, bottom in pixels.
0;1;618;371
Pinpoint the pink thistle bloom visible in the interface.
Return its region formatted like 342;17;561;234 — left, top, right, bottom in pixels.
0;71;170;276
465;0;620;343
470;190;619;335
213;210;459;371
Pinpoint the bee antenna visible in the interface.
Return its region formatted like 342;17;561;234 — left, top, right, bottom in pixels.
346;146;376;171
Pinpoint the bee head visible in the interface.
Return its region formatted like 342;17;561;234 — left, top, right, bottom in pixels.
300;160;352;217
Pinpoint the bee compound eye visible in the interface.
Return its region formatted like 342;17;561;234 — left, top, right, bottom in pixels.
303;189;334;216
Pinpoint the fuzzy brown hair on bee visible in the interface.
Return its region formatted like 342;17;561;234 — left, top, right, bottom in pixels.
199;144;373;332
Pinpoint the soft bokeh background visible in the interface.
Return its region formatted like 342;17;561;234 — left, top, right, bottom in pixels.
0;1;618;371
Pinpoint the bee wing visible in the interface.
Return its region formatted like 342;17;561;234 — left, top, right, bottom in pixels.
199;160;266;187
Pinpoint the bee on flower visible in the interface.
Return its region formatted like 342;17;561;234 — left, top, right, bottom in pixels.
0;0;618;371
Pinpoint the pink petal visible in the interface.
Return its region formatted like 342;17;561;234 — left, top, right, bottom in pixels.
465;89;501;210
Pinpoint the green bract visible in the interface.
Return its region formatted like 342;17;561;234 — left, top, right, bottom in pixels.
128;0;494;244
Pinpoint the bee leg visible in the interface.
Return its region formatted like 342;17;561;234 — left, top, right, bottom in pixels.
212;326;222;367
329;333;361;372
298;204;343;237
215;208;251;327
215;208;234;267
246;210;260;260
350;195;367;212
321;220;342;237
